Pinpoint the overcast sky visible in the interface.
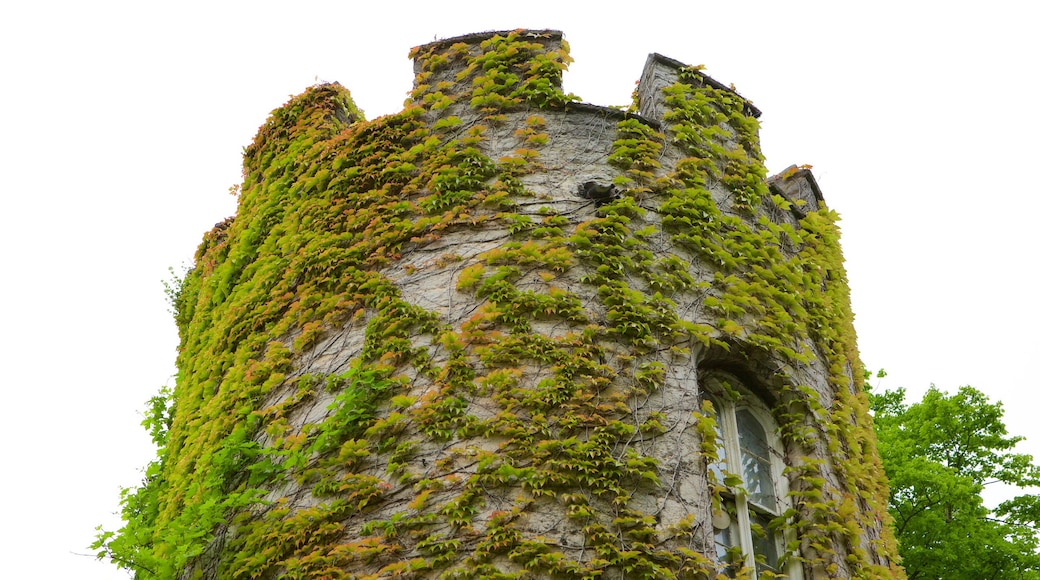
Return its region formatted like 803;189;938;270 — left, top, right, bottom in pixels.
2;1;1038;578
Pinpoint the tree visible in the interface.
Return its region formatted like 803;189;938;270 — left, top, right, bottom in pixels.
868;374;1040;579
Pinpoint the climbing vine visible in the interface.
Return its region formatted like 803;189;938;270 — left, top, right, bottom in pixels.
96;29;902;580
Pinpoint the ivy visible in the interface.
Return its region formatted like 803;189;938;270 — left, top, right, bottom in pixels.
96;30;901;580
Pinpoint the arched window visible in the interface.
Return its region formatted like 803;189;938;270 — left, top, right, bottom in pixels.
702;373;800;579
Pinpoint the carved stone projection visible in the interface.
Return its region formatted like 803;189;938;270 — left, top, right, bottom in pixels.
110;30;904;580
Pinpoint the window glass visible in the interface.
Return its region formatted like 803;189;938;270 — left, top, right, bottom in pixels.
714;519;734;562
736;409;777;511
705;398;728;483
750;510;780;574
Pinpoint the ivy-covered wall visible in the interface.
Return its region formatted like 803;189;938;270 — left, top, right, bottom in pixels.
97;29;904;579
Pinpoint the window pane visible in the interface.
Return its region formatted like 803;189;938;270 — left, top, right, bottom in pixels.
714;523;733;562
713;502;739;578
750;510;780;574
736;409;777;511
705;398;728;482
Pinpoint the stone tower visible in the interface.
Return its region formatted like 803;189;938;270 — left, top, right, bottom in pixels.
102;30;903;579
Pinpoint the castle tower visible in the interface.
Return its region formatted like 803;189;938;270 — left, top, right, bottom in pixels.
103;30;903;579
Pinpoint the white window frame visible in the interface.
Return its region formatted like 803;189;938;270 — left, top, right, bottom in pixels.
703;373;802;580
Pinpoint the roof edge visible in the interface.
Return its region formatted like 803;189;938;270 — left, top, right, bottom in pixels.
411;29;564;56
646;53;762;118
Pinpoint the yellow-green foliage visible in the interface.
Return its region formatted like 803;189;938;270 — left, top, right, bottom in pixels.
96;30;902;580
653;67;901;577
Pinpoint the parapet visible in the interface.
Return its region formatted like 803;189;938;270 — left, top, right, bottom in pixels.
637;52;761;122
770;164;825;215
409;29;759;128
409;29;568;102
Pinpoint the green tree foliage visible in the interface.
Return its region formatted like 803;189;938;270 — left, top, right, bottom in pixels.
868;374;1040;579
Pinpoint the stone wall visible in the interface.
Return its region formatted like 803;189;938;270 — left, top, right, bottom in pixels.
110;29;903;580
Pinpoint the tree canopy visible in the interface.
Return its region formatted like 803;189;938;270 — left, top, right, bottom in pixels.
869;374;1040;579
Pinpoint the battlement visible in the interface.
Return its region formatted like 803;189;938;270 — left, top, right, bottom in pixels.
411;29;566;69
410;29;760;126
637;52;761;120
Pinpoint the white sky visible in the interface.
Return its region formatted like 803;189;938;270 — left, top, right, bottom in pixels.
2;1;1038;577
